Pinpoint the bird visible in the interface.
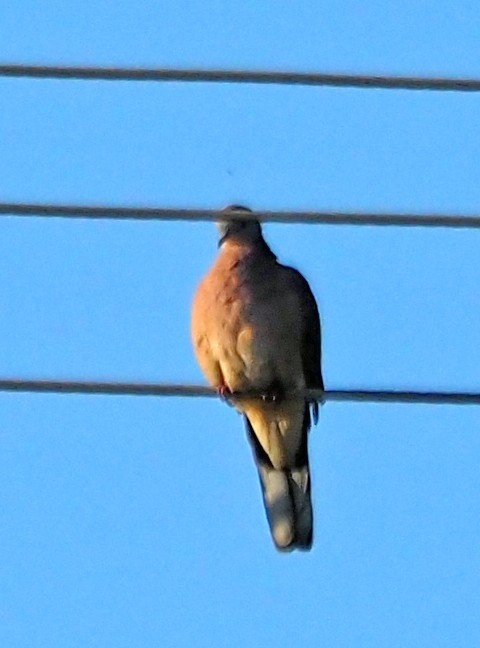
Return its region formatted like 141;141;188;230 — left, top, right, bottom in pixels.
191;205;324;551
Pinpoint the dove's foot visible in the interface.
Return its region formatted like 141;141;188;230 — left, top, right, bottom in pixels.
217;384;233;400
261;382;285;403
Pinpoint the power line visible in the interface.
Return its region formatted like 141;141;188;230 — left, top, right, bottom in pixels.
1;203;480;229
2;64;480;92
0;378;479;405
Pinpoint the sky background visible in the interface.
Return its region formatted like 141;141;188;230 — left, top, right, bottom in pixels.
1;2;480;647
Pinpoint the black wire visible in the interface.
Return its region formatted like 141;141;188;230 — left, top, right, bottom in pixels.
2;64;480;92
1;203;480;229
1;379;479;405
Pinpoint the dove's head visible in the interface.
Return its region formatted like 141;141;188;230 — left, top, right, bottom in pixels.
217;205;263;247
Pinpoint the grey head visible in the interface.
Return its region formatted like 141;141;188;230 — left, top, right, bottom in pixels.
217;205;264;247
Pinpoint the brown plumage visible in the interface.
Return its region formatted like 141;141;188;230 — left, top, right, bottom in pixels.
191;206;323;551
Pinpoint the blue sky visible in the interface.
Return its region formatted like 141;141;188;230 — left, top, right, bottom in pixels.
1;2;480;647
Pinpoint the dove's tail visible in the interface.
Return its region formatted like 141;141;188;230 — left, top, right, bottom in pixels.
245;412;313;552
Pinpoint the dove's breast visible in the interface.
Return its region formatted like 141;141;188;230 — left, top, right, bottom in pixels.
193;250;305;393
